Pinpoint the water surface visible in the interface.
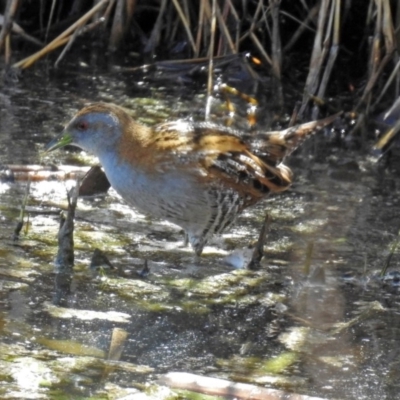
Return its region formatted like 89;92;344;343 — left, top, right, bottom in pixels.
0;59;399;400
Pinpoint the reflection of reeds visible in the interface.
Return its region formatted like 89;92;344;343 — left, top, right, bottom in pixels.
0;1;398;115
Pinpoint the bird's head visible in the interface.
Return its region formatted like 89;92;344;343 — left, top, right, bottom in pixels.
45;103;128;156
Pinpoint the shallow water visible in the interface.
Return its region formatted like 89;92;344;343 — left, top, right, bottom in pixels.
1;58;400;400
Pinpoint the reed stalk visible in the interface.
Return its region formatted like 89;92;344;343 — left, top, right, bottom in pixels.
0;0;398;124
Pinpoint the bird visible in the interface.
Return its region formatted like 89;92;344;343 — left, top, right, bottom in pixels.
45;102;340;256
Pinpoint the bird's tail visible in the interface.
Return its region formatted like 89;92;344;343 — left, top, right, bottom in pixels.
253;112;342;165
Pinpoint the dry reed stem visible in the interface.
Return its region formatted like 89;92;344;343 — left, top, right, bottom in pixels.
54;17;106;67
205;0;217;120
171;0;197;53
396;0;400;53
109;0;136;51
169;18;183;51
2;0;396;124
108;327;128;361
248;0;263;37
270;0;282;80
372;57;400;108
239;0;263;46
215;0;236;55
312;0;340;119
182;0;191;30
45;0;57;43
374;117;400;151
103;0;119;24
225;0;240;51
367;0;382;100
234;0;273;65
100;326;129;380
5;31;10;64
0;15;43;47
13;178;31;241
357;0;395;110
201;0;212;54
381;0;394;49
298;0;330;117
145;0;167;54
13;0;111;69
109;0;127;51
283;5;318;53
374;96;400;149
54;24;82;68
270;0;283;107
164;2;175;42
248;213;270;270
250;32;272;65
0;0;20;57
195;0;206;57
237;1;273;67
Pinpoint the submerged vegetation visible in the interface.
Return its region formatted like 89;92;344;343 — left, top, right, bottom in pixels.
2;1;400;400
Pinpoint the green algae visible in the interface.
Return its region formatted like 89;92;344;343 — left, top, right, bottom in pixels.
259;352;298;374
90;267;281;314
36;338;105;358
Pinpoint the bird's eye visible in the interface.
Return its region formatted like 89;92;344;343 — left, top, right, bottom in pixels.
77;121;88;131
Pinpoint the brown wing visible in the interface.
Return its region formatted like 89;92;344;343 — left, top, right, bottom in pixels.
152;121;293;203
150;112;340;202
